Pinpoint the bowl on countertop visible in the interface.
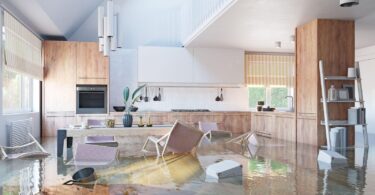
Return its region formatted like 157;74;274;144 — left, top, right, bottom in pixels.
113;106;126;112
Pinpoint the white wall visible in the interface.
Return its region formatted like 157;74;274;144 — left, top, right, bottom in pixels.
356;45;375;134
109;48;249;112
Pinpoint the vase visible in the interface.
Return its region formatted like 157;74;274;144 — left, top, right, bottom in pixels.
123;114;133;127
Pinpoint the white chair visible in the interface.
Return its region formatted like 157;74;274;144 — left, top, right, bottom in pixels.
142;121;204;157
198;122;232;141
0;119;49;160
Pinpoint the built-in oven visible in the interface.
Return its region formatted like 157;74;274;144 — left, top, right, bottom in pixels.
76;85;107;114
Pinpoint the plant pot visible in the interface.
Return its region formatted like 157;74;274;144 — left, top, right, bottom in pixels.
123;114;133;127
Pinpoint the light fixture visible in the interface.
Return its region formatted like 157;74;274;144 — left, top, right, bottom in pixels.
97;6;104;38
110;14;118;50
107;0;114;37
340;0;359;7
103;16;109;56
275;41;281;48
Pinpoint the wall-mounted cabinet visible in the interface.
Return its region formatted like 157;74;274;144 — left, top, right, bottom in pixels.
138;46;244;86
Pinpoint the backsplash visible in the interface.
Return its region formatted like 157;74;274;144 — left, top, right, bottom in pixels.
109;49;249;112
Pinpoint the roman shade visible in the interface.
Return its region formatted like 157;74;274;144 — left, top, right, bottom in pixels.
245;53;295;87
3;11;43;80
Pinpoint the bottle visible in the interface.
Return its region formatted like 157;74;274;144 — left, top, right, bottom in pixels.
328;85;337;101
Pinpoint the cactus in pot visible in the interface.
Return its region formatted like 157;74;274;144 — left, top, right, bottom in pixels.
122;84;146;127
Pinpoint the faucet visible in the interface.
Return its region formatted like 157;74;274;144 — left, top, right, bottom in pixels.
285;96;294;111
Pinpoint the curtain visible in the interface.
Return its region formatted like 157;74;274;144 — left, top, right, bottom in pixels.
245;53;295;87
3;11;43;80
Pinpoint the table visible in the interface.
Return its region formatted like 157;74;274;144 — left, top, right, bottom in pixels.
57;125;172;157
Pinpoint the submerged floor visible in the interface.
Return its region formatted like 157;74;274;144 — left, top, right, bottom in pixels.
1;133;375;195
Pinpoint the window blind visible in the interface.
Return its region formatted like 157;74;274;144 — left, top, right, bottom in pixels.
245;53;295;87
3;11;43;80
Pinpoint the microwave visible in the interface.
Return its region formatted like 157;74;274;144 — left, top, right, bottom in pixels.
76;85;107;114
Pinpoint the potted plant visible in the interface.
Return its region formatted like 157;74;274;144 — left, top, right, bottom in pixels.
123;84;146;127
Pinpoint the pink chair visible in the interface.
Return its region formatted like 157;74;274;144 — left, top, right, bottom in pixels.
198;122;232;141
85;119;117;146
142;121;204;157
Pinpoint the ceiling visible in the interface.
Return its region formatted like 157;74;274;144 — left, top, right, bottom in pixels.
0;0;104;39
186;0;375;52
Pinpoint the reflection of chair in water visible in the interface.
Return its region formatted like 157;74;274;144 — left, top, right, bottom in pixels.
99;154;203;186
1;119;49;159
142;121;204;157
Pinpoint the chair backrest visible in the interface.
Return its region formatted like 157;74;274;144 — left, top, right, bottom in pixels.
87;119;103;127
7;118;33;146
198;122;219;133
165;121;204;153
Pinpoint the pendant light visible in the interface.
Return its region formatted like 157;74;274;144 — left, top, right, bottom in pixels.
103;16;109;56
107;0;114;37
97;6;104;38
110;14;118;50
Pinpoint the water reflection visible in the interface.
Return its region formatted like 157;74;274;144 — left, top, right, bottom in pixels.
0;135;374;195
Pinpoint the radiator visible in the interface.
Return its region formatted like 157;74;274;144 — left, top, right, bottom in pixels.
6;118;33;147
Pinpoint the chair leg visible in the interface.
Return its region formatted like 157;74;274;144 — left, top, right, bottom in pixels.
142;138;150;152
155;143;160;157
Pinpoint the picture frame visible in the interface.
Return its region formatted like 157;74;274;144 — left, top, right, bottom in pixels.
343;84;355;100
338;88;349;100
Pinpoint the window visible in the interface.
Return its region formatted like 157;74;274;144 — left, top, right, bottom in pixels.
2;67;39;114
246;53;295;110
248;85;291;109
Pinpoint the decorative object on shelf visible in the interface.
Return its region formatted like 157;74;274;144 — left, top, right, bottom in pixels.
347;67;357;78
147;115;153;127
105;119;115;128
97;0;120;56
328;85;338;101
130;106;138;112
138;116;145;127
348;107;366;125
256;101;264;112
113;106;125;112
122;84;146;127
337;88;349;100
343;84;355;100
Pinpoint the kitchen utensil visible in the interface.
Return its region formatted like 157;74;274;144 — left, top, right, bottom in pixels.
220;88;224;101
113;106;125;112
63;167;97;185
215;88;221;101
144;87;149;102
158;88;162;101
153;87;159;101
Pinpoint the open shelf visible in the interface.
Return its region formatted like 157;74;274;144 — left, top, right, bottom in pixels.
324;76;359;81
320;120;367;127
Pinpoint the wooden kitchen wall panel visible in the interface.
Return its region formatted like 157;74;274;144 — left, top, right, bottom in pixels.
76;42;109;85
274;115;296;142
43;41;77;112
296;20;318;114
296;118;317;146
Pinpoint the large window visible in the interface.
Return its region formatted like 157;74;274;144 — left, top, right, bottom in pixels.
1;11;42;114
246;53;295;110
2;67;39;114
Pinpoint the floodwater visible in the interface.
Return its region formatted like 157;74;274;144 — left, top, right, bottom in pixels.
0;134;374;195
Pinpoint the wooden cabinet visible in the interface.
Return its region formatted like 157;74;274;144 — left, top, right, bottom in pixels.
44;41;77;112
296;19;355;146
251;112;296;141
43;41;109;137
77;42;109;85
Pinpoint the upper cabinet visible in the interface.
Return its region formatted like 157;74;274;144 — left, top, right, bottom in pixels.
138;46;244;86
77;42;109;85
193;48;244;84
138;47;194;83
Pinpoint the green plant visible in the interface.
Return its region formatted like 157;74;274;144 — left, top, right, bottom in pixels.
123;84;146;113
